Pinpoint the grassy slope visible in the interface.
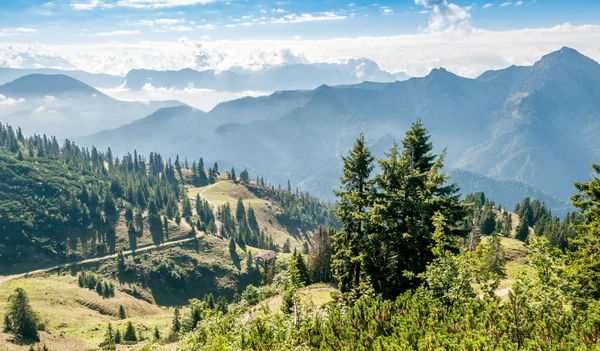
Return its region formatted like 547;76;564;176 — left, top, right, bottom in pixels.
188;181;305;250
0;274;171;351
0;230;261;350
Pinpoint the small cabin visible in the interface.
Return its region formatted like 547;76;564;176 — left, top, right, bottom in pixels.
253;250;277;265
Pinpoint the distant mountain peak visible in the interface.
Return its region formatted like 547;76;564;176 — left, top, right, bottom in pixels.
538;46;597;66
0;73;106;98
424;67;463;82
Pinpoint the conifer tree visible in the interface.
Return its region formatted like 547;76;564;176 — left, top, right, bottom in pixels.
366;120;466;297
172;307;181;333
5;288;39;340
124;321;137;341
331;134;374;294
569;163;600;299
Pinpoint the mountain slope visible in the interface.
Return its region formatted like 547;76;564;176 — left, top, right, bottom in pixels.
79;47;600;203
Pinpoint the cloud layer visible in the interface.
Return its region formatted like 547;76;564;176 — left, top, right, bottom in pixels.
1;23;600;78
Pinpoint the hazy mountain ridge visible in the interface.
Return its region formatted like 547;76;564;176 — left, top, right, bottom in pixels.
0;67;123;88
61;48;600;211
0;74;185;138
123;58;406;92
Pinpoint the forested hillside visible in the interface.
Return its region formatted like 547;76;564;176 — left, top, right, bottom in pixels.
0;122;333;275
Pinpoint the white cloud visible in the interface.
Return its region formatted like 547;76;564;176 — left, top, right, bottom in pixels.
260;9;267;13
71;0;100;10
482;3;494;8
137;19;193;32
114;0;215;8
197;24;216;30
90;30;142;36
44;95;57;104
415;0;471;32
201;35;210;40
500;2;512;7
155;18;185;25
0;28;38;37
515;1;523;6
381;7;394;14
226;22;252;28
271;13;347;24
3;23;600;80
170;25;194;31
99;84;269;111
72;0;215;10
271;8;285;13
137;20;155;26
0;94;25;107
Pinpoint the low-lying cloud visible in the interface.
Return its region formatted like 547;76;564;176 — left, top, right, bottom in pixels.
98;83;270;111
1;23;600;78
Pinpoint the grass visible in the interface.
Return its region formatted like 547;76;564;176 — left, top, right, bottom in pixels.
0;274;170;350
246;284;337;320
188;181;304;249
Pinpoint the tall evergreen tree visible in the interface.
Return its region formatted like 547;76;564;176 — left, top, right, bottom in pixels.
5;288;39;341
332;134;374;294
368;120;466;298
569;163;600;299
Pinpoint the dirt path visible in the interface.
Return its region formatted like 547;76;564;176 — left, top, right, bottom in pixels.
0;182;228;287
0;233;203;286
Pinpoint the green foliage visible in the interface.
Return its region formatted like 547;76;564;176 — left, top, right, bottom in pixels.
569;163;600;300
5;288;39;341
332;122;467;299
77;271;115;298
331;133;374;295
124;321;137;342
0;122;184;270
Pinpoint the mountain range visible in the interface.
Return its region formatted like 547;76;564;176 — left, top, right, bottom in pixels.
123;58;405;91
73;47;598;214
0;74;183;137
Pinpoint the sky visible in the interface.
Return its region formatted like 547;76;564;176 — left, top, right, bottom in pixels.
1;0;600;77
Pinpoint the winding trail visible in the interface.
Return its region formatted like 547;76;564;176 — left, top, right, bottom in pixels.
0;232;203;286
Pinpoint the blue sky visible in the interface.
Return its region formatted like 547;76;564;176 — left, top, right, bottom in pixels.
1;0;599;43
1;0;600;79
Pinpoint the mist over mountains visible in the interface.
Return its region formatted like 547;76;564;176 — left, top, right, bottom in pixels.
0;74;183;137
71;47;597;214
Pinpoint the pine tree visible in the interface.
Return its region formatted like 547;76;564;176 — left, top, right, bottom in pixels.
367;120;466;298
154;326;160;340
105;323;113;343
309;225;333;283
124;321;137;341
332;134;374;294
515;207;531;242
569;163;600;299
114;329;121;344
6;288;39;340
172;307;181;333
282;239;291;253
230;167;237;183
119;305;126;319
